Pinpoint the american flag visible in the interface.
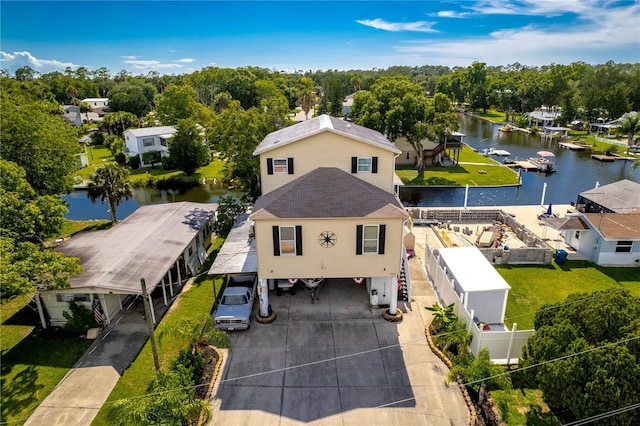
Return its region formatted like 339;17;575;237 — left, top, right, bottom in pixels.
93;301;104;324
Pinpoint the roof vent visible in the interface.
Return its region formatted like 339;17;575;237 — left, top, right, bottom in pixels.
346;124;351;128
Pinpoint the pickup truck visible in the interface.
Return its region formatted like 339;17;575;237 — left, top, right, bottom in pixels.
214;274;257;331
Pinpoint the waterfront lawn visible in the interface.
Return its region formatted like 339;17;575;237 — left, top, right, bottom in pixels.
396;162;519;187
77;145;114;179
470;109;507;123
497;260;640;330
92;237;225;426
1;295;92;424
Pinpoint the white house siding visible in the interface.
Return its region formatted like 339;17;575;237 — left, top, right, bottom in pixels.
259;132;397;195
40;291;125;327
595;240;640;266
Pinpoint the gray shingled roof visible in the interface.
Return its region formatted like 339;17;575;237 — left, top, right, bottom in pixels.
579;180;640;213
55;202;216;294
253;114;400;155
250;167;409;220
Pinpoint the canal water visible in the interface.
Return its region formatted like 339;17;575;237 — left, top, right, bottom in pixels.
65;113;640;220
400;113;640;207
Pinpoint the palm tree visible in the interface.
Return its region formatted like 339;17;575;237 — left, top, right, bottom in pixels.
87;163;133;224
297;89;317;120
619;111;639;154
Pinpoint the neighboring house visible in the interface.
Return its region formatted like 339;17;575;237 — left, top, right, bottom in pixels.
61;105;82;126
527;109;561;127
210;114;412;320
575;179;640;214
394;131;465;166
561;212;640;266
553;180;640;266
124;126;177;167
36;202;216;328
81;98;109;109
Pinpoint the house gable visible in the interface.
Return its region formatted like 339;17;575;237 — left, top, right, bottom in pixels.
256;116;400;195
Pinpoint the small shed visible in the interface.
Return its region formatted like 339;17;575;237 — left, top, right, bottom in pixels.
437;246;510;325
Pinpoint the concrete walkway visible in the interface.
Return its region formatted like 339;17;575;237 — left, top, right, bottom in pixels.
24;295;162;426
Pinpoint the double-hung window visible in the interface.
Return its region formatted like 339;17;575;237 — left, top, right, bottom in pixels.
273;159;288;173
351;156;378;173
358;157;372;172
273;225;303;256
356;224;386;255
267;158;294;174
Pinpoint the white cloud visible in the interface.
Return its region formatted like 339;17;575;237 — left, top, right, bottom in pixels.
469;0;595;17
173;58;196;63
0;51;77;73
122;58;184;70
394;2;640;66
433;10;472;18
120;55;138;60
356;18;439;33
169;49;178;53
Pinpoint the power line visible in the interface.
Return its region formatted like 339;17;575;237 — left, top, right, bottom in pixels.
562;402;640;426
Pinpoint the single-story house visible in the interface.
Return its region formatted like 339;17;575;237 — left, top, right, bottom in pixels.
124;126;177;167
575;180;640;214
81;98;109;109
37;202;216;328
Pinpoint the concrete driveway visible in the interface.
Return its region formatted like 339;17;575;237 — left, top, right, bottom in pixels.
209;273;470;425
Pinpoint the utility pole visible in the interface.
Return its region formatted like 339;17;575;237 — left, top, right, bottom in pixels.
140;278;160;372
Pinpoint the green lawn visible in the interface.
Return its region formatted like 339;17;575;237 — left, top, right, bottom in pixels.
1;295;92;424
396;146;520;187
498;260;640;330
470;109;507;123
77;145;226;186
491;388;558;425
91;237;226;425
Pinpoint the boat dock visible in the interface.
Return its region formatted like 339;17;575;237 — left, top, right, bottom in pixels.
504;160;539;171
559;142;589;150
591;154;636;162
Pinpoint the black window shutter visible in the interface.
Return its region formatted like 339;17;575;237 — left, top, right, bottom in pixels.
288;158;294;174
356;225;363;255
267;158;274;175
351;157;357;173
295;225;302;255
372;156;378;173
272;226;280;256
378;224;386;254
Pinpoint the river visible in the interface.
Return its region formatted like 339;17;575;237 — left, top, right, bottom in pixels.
64;113;640;220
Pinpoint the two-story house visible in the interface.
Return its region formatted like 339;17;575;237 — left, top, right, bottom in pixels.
124;126;177;167
220;114;411;320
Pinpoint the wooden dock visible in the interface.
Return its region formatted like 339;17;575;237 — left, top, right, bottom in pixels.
559;142;589;150
591;154;636;162
504;160;538;170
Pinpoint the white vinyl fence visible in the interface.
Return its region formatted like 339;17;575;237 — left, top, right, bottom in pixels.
424;244;534;365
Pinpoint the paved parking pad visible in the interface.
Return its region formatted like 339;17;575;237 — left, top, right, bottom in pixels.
211;277;470;425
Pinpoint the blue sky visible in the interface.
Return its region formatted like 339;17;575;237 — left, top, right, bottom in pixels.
1;1;639;76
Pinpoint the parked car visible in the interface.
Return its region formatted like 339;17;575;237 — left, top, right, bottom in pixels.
214;274;257;331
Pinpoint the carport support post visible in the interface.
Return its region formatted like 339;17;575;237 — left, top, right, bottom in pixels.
161;276;168;306
34;292;47;329
140;278;161;372
98;294;111;325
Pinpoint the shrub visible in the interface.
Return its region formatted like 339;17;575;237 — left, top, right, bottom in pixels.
62;301;95;333
114;152;126;165
129;155;141;169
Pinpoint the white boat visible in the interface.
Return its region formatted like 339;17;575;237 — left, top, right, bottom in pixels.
528;151;556;173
